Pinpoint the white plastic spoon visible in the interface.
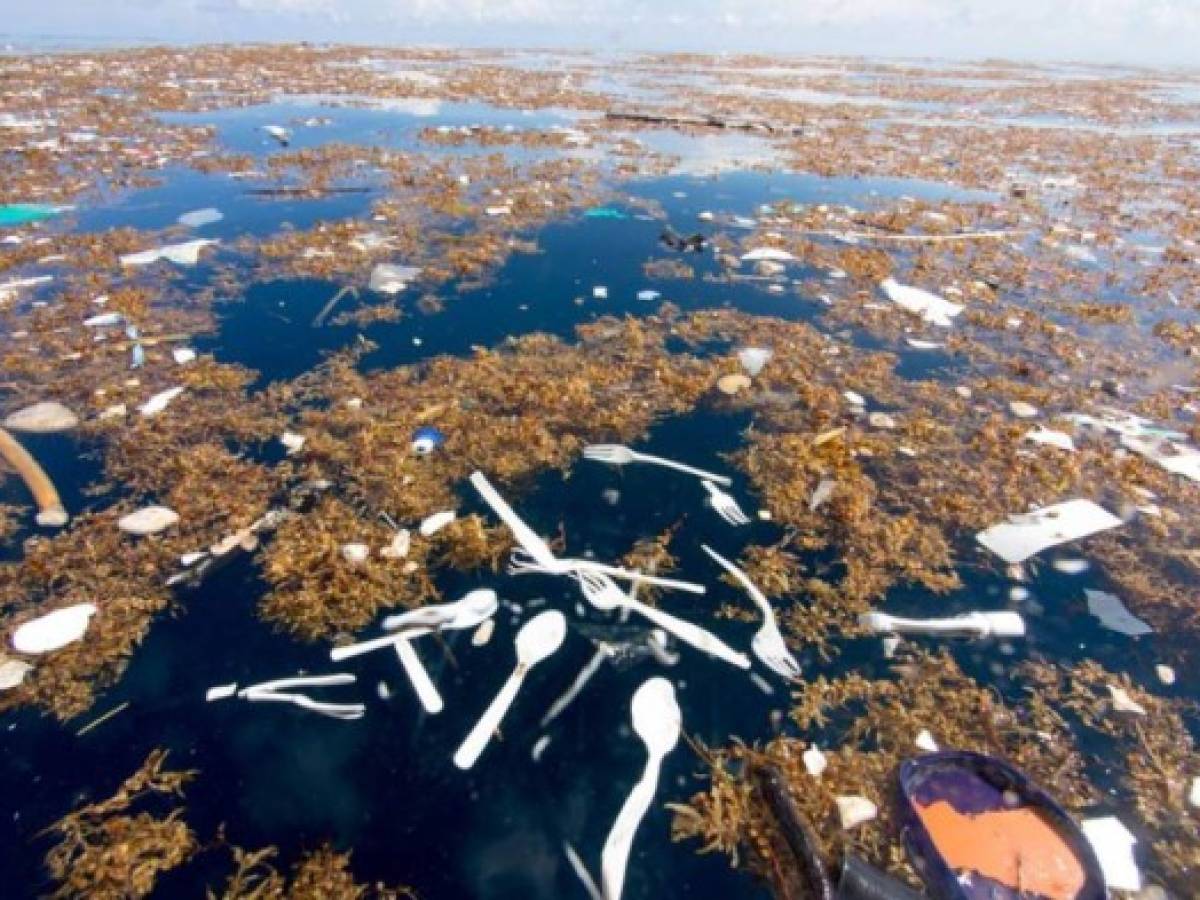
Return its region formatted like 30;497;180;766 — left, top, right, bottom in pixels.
601;677;682;900
453;610;567;770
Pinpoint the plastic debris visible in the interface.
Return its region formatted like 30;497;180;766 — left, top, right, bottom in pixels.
592;285;608;299
453;610;567;769
0;427;69;526
584;207;626;219
341;543;369;564
84;311;124;328
976;499;1123;564
1080;817;1141;891
1189;777;1200;809
582;444;731;486
1025;426;1076;452
636;289;660;302
0;202;68;226
472;618;495;647
3;400;79;433
809;477;836;512
860;610;1025;638
11;604;97;654
172;347;197;365
880;278;963;327
379;529;411;560
1108;685;1147;716
280;431;306;454
0;658;33;690
368;263;420;294
419;510;456;537
410;426;445;455
205;683;238;702
736;347;773;377
1085;589;1152;636
177;207;223;228
802;746;828;777
118;505;180;536
1156;664;1175;685
915;729;939;752
1009;400;1039;419
239;673;364;720
741;247;795;262
836;795;878;830
120;238;217;267
261;124;291;145
716;373;751;395
601;677;681;900
138;386;185;417
868;412;896;429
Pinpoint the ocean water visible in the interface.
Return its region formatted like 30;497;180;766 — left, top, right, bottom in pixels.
0;91;1167;899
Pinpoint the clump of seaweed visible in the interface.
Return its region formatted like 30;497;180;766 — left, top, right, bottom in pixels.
211;844;418;899
42;750;198;899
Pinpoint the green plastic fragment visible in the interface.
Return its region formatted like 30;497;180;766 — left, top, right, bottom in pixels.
584;206;627;220
0;204;67;226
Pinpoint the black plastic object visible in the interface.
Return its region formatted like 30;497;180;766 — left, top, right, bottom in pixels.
837;855;925;900
659;227;707;252
897;751;1105;900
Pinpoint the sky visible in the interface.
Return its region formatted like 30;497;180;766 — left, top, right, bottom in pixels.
5;0;1200;67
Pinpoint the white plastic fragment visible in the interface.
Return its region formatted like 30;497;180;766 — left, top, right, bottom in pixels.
1108;684;1147;716
180;551;207;567
279;432;305;454
177;207;223;228
880;278;962;327
1156;665;1176;686
1009;400;1039;419
368;263;420;294
380;529;411;560
1189;777;1200;809
914;729;939;752
835;795;878;830
341;543;370;564
84;312;124;328
1080;816;1141;892
1085;589;1152;636
205;683;238;702
1052;558;1090;575
592;286;608;299
1121;433;1200;484
737;347;773;376
843;390;865;406
531;734;551;762
976;499;1123;564
809;478;836;512
868;412;896;429
118;505;180;536
3;401;79;433
172;347;197;365
472;618;495;647
11;604;97;654
741;247;795;262
802;746;828;777
636;289;660;302
1024;426;1075;452
138;386;185;417
419;510;456;537
905;338;943;350
120;239;217;267
0;658;33;691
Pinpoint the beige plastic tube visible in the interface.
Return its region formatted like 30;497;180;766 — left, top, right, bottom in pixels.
0;427;68;527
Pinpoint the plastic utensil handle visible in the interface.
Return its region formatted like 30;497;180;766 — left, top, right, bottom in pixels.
568;560;707;595
632;453;732;486
453;665;526;770
395;638;444;714
470;472;559;566
330;632;406;662
870;612;988;635
241;673;356;694
627;599;750;669
240;691;364;720
701;544;770;609
601;753;663;900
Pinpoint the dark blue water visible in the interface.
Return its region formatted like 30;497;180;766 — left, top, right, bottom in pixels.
0;100;1163;899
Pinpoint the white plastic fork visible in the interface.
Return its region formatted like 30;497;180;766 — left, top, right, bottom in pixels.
582;444;732;487
860;610;1026;639
238;673;365;720
702;481;750;526
576;570;749;669
701;545;800;680
508;548;707;595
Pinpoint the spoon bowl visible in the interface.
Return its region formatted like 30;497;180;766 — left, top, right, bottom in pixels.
516;609;567;666
631;676;681;756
